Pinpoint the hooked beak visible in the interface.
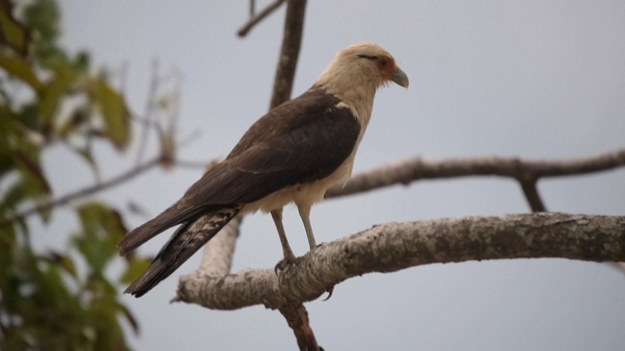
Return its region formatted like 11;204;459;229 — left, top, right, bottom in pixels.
391;67;409;88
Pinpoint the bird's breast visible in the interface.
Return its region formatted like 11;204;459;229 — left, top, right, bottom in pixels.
241;148;358;214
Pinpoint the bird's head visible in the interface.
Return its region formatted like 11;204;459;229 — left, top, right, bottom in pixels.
316;43;409;94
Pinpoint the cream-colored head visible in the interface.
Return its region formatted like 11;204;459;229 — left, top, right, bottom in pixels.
316;42;408;92
315;43;408;124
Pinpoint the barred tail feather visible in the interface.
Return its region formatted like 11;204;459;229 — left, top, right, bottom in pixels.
124;206;240;297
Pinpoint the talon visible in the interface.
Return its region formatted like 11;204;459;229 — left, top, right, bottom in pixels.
322;285;335;301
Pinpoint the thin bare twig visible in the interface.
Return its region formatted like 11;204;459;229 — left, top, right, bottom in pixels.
249;0;255;17
237;0;286;37
1;156;211;226
135;59;159;165
1;157;161;225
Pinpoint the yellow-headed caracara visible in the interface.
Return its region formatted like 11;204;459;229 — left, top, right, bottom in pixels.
119;43;409;297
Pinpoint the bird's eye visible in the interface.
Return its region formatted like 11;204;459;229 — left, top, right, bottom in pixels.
379;58;389;67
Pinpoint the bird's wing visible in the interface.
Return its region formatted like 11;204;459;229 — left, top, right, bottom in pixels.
184;90;362;205
119;89;360;254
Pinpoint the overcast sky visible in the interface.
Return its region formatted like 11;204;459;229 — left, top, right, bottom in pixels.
42;1;625;350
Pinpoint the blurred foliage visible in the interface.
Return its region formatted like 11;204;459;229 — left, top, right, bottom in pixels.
0;1;149;349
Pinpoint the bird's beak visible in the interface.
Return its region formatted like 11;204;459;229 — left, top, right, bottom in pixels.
391;67;409;88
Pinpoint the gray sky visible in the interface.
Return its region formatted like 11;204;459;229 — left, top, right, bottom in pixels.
41;1;625;350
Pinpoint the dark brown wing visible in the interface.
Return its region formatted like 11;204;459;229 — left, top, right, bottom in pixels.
227;87;341;159
183;88;361;205
119;87;360;254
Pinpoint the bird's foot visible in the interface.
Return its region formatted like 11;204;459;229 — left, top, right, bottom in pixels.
274;256;295;275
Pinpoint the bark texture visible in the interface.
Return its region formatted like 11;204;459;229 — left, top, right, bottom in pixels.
177;212;625;310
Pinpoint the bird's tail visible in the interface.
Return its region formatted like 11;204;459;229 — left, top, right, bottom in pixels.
119;203;192;256
124;206;240;297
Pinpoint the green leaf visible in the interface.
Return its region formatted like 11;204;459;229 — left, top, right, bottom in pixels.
117;301;141;335
91;79;131;149
16;102;41;131
45;251;78;279
22;0;60;43
87;290;128;351
74;202;128;275
0;50;43;91
0;6;28;55
119;256;151;284
0;107;20;176
39;73;75;125
2;150;51;213
2;179;28;210
0;2;136;349
57;108;88;137
67;143;98;172
14;150;51;195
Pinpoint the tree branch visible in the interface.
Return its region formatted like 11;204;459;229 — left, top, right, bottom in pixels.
1;157;162;225
269;0;306;109
325;149;625;211
198;214;242;276
518;177;546;212
279;304;321;351
176;213;625;310
237;0;286;37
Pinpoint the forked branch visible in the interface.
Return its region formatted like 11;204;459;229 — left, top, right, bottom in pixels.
237;0;286;37
326;149;625;212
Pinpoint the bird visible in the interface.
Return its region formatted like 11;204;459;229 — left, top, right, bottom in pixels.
119;42;409;297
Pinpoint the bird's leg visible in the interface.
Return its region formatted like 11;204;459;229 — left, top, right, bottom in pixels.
270;209;296;261
297;204;316;250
